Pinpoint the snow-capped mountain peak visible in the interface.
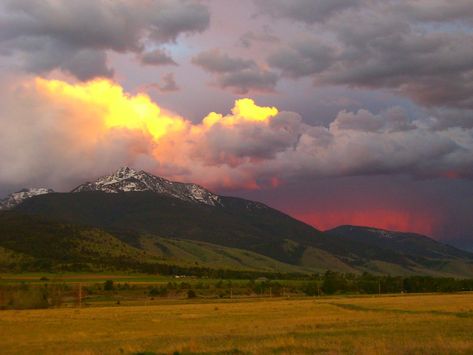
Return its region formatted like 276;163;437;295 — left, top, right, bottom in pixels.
71;167;222;206
0;187;54;210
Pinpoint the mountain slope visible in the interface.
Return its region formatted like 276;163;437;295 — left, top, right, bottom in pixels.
0;212;151;271
138;235;308;272
14;190;473;277
327;225;473;277
15;191;331;265
0;212;313;273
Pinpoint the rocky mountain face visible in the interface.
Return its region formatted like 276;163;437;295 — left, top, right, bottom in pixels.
71;167;222;206
0;188;54;210
0;167;222;209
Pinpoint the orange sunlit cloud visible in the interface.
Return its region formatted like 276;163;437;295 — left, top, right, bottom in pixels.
34;77;281;189
36;77;188;141
36;78;278;138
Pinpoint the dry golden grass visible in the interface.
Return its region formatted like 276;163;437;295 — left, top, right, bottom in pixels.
1;293;473;354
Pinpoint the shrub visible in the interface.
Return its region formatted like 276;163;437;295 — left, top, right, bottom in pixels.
149;286;168;297
104;280;114;291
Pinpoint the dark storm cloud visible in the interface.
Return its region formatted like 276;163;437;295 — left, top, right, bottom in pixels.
264;0;473;109
23;44;114;81
393;0;473;23
426;108;473;130
323;25;473;109
267;38;335;78
192;49;278;94
138;49;177;66
254;0;360;24
0;0;209;79
218;69;278;95
192;49;253;73
330;107;415;133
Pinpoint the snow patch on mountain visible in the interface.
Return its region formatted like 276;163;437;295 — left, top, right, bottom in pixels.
364;227;397;239
0;188;54;210
339;225;397;239
72;167;222;206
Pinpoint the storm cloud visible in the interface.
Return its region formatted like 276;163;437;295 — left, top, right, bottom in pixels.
192;49;278;94
0;0;209;79
1;78;472;192
254;0;361;24
138;49;177;66
265;0;473;109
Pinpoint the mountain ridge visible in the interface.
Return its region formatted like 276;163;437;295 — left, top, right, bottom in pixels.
14;192;473;277
2;167;473;277
72;167;222;206
0;188;54;210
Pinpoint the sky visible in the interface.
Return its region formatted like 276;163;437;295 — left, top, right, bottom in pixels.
0;0;473;247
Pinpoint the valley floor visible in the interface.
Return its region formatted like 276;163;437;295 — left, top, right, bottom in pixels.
1;293;473;354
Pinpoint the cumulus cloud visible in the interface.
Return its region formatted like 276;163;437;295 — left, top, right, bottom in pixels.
0;80;156;190
192;49;278;94
0;0;209;80
1;77;473;193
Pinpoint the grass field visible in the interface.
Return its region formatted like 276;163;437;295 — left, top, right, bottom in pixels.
1;293;473;354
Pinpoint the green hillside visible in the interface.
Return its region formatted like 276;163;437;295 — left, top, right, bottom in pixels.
138;235;310;273
0;212;312;274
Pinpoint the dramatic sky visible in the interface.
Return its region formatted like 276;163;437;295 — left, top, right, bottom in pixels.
1;0;473;247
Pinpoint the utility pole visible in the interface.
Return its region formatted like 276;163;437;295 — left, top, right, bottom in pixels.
269;287;272;298
378;280;381;295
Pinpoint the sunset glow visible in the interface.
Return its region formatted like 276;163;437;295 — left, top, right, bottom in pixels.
296;209;440;236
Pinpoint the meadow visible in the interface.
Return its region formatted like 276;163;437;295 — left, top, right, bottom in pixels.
1;291;473;354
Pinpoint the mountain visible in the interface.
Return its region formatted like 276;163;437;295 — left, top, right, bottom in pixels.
326;225;473;277
4;167;473;277
14;190;329;266
72;167;221;206
327;225;473;259
446;237;473;253
0;188;54;210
